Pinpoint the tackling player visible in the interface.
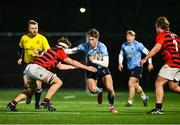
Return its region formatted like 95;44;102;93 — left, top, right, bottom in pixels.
17;20;50;109
65;28;118;113
7;37;97;111
141;16;180;114
118;30;153;107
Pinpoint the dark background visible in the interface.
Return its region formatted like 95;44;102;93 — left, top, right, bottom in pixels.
0;0;179;90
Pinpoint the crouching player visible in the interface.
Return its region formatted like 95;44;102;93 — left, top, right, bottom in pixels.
7;37;97;111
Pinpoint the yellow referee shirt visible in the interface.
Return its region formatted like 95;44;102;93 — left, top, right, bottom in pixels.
19;33;50;63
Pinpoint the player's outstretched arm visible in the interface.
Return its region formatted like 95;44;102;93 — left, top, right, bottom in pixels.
141;43;162;65
64;47;78;54
63;57;97;72
56;62;76;70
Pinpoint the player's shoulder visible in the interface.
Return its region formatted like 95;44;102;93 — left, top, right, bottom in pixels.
21;34;29;39
36;33;47;39
122;42;128;47
134;40;140;44
134;40;143;46
98;41;107;48
78;41;88;47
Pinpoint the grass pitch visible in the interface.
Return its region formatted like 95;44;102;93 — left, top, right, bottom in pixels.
0;89;179;124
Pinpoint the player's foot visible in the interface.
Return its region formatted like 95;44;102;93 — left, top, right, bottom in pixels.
7;102;17;111
124;103;133;107
109;106;118;113
143;96;149;107
40;102;56;112
35;104;41;109
149;108;163;115
97;88;103;104
26;96;32;104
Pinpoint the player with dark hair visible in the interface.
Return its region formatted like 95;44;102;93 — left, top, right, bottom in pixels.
17;19;50;109
7;37;97;111
65;28;118;113
141;16;180;114
118;30;153;107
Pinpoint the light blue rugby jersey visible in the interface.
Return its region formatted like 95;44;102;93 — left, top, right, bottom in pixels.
77;41;108;60
120;40;145;69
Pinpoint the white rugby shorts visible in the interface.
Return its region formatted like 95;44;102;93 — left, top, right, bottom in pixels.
24;64;53;83
158;64;180;81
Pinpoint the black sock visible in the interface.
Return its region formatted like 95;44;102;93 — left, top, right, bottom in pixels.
108;93;114;106
156;103;162;109
35;89;42;106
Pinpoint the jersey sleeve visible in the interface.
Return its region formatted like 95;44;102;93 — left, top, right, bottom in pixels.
42;36;50;50
19;36;24;48
77;42;86;52
136;41;145;52
100;44;108;57
56;49;68;61
155;33;164;45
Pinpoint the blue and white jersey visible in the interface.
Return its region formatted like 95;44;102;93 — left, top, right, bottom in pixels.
77;41;108;60
120;40;145;69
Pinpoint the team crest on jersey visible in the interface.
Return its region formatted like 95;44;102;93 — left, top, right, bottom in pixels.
92;52;103;61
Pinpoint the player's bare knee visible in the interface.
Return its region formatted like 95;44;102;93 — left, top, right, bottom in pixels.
169;83;179;92
89;86;96;93
51;77;63;89
36;85;42;91
47;74;61;85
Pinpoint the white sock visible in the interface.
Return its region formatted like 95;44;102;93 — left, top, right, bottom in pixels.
141;95;146;100
128;100;133;104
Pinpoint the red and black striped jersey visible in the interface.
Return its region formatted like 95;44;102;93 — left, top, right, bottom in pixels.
155;30;180;68
32;47;68;70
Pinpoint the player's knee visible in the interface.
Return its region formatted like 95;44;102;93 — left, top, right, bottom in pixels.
51;77;63;89
35;88;42;93
136;86;142;93
169;83;179;92
89;86;97;92
36;85;42;91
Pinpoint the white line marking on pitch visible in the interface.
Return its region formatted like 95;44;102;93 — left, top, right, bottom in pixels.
6;112;80;115
63;95;75;99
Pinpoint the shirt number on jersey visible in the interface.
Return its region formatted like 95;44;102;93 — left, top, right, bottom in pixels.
170;34;179;52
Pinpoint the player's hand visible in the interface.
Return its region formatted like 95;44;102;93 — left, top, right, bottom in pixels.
17;58;22;65
118;64;123;71
148;63;154;71
87;66;97;72
140;58;147;66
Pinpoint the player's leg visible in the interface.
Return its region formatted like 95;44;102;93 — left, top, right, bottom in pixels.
135;81;148;106
87;78;104;104
34;80;42;109
24;74;33;105
168;81;180;92
125;77;137;106
86;69;101;94
168;71;180;92
39;73;62;112
87;78;98;93
150;65;179;114
150;75;167;114
102;74;118;113
7;81;36;111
